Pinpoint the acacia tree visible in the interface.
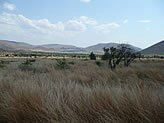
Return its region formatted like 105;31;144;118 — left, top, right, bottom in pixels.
102;44;139;70
102;47;110;60
123;48;136;67
102;47;122;70
109;47;118;69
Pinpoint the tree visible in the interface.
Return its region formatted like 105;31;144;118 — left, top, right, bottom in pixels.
108;46;125;70
102;47;110;60
123;48;136;67
102;44;139;70
89;52;96;60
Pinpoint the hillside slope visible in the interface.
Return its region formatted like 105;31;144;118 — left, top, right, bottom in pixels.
141;40;164;54
0;40;34;51
86;43;141;53
0;40;141;53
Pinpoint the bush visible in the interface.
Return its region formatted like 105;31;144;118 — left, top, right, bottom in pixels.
0;60;10;69
89;52;96;60
56;58;69;69
18;59;35;72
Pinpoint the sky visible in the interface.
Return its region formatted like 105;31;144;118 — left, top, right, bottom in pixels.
0;0;164;48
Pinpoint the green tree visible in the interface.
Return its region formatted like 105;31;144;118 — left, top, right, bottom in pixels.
89;52;96;60
101;47;110;60
102;44;138;70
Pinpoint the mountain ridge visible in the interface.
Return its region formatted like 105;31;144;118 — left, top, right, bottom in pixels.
141;40;164;55
85;43;141;53
0;39;146;54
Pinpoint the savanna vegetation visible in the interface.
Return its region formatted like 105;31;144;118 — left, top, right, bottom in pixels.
0;54;163;123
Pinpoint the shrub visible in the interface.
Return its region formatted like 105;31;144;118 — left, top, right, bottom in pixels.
101;48;110;60
18;59;35;72
89;52;96;60
0;60;10;69
56;58;69;69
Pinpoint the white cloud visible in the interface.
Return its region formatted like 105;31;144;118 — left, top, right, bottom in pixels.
63;16;97;32
80;0;91;3
123;19;128;24
137;20;151;23
0;13;80;43
65;20;86;32
0;13;93;33
3;2;16;11
34;19;64;31
95;23;120;33
0;12;122;44
0;12;122;34
79;16;97;25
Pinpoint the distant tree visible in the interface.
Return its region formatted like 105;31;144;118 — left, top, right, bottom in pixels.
101;47;110;60
102;44;139;69
123;48;136;67
137;52;142;60
89;52;96;60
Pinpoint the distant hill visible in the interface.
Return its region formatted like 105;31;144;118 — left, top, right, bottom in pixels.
0;40;34;51
40;44;85;53
141;40;164;55
0;40;141;53
86;43;142;53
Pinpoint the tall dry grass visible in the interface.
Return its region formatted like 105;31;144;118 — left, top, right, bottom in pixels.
0;58;164;123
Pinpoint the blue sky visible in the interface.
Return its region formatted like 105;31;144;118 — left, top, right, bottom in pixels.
0;0;163;48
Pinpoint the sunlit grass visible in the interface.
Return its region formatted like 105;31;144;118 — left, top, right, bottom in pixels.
0;58;163;123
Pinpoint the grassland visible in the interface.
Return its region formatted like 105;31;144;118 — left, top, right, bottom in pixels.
0;58;163;123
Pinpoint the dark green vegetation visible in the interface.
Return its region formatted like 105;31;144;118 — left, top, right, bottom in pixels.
89;52;96;60
0;60;10;68
102;45;141;69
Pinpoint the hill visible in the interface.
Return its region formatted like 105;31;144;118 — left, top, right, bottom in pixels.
86;43;141;53
40;44;85;53
141;40;164;55
0;40;141;53
0;40;34;51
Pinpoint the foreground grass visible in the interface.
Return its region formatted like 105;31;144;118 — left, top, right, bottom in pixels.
0;58;164;123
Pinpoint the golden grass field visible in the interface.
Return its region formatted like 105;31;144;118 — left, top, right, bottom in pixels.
0;58;164;123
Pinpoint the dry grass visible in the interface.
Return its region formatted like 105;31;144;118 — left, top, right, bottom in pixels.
0;58;164;123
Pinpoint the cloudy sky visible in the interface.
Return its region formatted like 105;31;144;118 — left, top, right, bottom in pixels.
0;0;163;48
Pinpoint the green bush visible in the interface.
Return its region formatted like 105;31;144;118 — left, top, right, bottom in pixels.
101;48;110;60
18;59;35;72
89;52;96;60
56;58;69;69
0;60;10;69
